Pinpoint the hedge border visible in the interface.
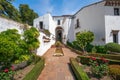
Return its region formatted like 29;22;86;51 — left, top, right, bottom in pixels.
66;45;83;55
88;53;120;60
77;56;120;65
70;57;90;80
23;57;45;80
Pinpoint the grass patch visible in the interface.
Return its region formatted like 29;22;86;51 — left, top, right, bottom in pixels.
70;57;90;80
23;57;45;80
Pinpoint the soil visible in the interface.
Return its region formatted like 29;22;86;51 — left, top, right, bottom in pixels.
14;64;34;80
82;65;111;80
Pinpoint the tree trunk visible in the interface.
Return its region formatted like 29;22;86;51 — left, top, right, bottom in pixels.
82;47;88;55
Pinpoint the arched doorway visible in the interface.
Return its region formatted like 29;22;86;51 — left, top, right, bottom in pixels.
55;27;63;42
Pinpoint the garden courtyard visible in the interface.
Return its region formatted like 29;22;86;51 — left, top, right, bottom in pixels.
0;27;120;80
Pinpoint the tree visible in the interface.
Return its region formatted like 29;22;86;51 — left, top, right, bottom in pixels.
0;28;40;67
0;29;22;66
24;27;40;52
0;0;21;22
19;4;38;25
76;31;94;53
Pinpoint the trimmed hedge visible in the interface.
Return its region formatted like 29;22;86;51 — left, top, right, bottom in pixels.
105;43;120;53
70;57;90;80
77;56;120;65
88;53;120;60
23;57;45;80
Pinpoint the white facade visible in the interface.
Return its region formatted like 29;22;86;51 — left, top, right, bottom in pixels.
34;14;73;44
33;1;120;55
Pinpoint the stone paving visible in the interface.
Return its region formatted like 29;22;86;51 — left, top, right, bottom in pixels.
37;47;78;80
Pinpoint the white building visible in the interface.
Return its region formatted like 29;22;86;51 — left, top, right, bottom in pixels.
34;0;120;55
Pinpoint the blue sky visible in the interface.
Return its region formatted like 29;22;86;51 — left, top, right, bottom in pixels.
12;0;102;16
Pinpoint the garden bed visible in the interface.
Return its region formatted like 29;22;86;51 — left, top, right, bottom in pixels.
14;64;34;80
53;47;64;56
14;57;45;80
82;65;111;80
76;56;120;80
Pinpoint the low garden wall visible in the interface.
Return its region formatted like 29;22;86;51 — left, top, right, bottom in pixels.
70;57;90;80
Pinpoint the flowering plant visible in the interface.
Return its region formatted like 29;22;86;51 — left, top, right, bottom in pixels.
0;66;15;80
89;56;109;78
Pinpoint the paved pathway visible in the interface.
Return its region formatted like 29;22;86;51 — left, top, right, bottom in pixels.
37;47;78;80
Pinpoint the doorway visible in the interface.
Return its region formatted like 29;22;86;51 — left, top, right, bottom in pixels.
56;27;63;42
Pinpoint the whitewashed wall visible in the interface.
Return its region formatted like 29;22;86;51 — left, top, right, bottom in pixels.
105;6;120;44
33;14;50;30
0;17;24;34
105;16;120;44
34;14;56;56
36;32;55;56
74;1;106;45
67;18;75;42
53;17;63;27
62;17;72;43
48;14;56;36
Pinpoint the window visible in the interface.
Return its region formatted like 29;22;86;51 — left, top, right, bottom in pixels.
112;30;119;43
39;21;43;29
114;8;119;15
75;19;80;28
113;33;118;43
57;20;60;25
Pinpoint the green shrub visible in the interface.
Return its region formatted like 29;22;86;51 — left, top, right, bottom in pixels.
88;53;120;60
86;44;107;53
70;57;90;80
77;56;120;65
67;41;73;48
91;47;97;53
23;57;45;80
32;54;41;64
67;41;82;51
76;56;90;65
109;65;120;80
95;45;107;53
86;44;94;52
105;43;120;53
72;41;82;51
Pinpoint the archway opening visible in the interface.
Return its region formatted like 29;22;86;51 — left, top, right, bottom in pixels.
55;27;63;42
